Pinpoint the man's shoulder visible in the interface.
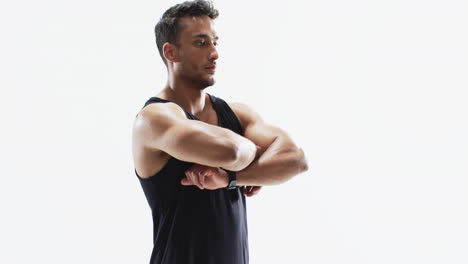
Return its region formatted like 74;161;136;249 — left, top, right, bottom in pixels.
136;100;187;126
225;101;257;116
223;100;263;129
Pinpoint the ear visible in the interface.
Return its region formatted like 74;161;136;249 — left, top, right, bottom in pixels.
162;43;178;63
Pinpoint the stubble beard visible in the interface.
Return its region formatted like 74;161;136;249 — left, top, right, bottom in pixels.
200;76;215;90
192;74;215;90
180;64;216;90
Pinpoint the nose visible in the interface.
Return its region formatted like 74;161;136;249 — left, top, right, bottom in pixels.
209;43;218;61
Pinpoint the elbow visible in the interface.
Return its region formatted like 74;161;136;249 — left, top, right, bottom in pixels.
217;141;242;170
225;144;241;166
223;140;256;171
297;148;309;174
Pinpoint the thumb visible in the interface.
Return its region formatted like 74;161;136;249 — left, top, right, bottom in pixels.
181;178;191;185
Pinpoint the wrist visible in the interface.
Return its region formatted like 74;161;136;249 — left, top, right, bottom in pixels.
222;168;237;189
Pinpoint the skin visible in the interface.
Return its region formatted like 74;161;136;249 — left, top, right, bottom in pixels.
132;15;308;196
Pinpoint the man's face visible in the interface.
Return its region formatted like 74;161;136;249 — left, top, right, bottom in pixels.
174;15;219;89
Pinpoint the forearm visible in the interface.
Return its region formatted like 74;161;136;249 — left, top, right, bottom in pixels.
235;137;308;186
164;120;257;171
221;136;257;172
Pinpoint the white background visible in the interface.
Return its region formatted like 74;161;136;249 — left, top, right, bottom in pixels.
1;0;467;263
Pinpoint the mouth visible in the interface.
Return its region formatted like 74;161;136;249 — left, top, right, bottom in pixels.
205;65;216;73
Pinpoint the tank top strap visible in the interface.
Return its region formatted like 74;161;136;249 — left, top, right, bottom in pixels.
140;97;198;120
207;93;243;136
143;97;171;107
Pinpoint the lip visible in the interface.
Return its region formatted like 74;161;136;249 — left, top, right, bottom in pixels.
205;65;216;73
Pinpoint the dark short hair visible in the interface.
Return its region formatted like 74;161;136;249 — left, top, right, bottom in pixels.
154;0;219;66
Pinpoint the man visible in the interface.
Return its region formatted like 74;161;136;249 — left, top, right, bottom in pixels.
132;1;308;263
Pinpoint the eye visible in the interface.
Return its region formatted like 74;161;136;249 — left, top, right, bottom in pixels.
196;40;206;46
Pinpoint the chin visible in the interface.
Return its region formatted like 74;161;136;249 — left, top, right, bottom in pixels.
199;78;215;89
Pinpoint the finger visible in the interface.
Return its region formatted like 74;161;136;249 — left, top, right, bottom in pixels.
243;186;253;196
199;172;206;189
182;172;188;183
199;167;213;189
245;186;262;197
183;171;191;182
182;171;194;185
251;186;262;195
192;170;203;189
181;177;191;185
247;187;254;197
197;171;206;189
186;171;197;187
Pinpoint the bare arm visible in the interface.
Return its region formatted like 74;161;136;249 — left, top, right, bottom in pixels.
133;102;257;171
230;103;309;186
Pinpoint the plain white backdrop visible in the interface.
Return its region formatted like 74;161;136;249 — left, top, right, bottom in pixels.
1;0;467;263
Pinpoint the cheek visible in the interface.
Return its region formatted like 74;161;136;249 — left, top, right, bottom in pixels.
179;50;205;72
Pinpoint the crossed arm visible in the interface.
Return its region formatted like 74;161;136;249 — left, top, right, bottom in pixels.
229;102;308;186
134;101;308;190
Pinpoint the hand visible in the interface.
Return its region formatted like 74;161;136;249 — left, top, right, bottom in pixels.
242;186;262;197
182;164;229;190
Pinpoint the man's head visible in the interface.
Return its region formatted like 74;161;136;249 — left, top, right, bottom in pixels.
155;0;219;89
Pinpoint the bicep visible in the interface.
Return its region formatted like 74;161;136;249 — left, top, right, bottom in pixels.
162;120;240;165
244;120;298;155
232;103;299;155
133;103;247;167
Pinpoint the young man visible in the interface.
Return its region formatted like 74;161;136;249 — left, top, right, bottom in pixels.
132;1;308;263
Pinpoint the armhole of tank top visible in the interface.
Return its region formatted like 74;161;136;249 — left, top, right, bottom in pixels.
135;98;185;182
134;156;175;182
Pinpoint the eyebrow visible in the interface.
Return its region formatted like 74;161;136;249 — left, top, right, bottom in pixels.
192;33;219;40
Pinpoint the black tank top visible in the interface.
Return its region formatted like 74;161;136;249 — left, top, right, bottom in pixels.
135;93;249;264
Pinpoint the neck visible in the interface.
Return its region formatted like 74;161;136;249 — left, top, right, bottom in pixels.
157;75;208;116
